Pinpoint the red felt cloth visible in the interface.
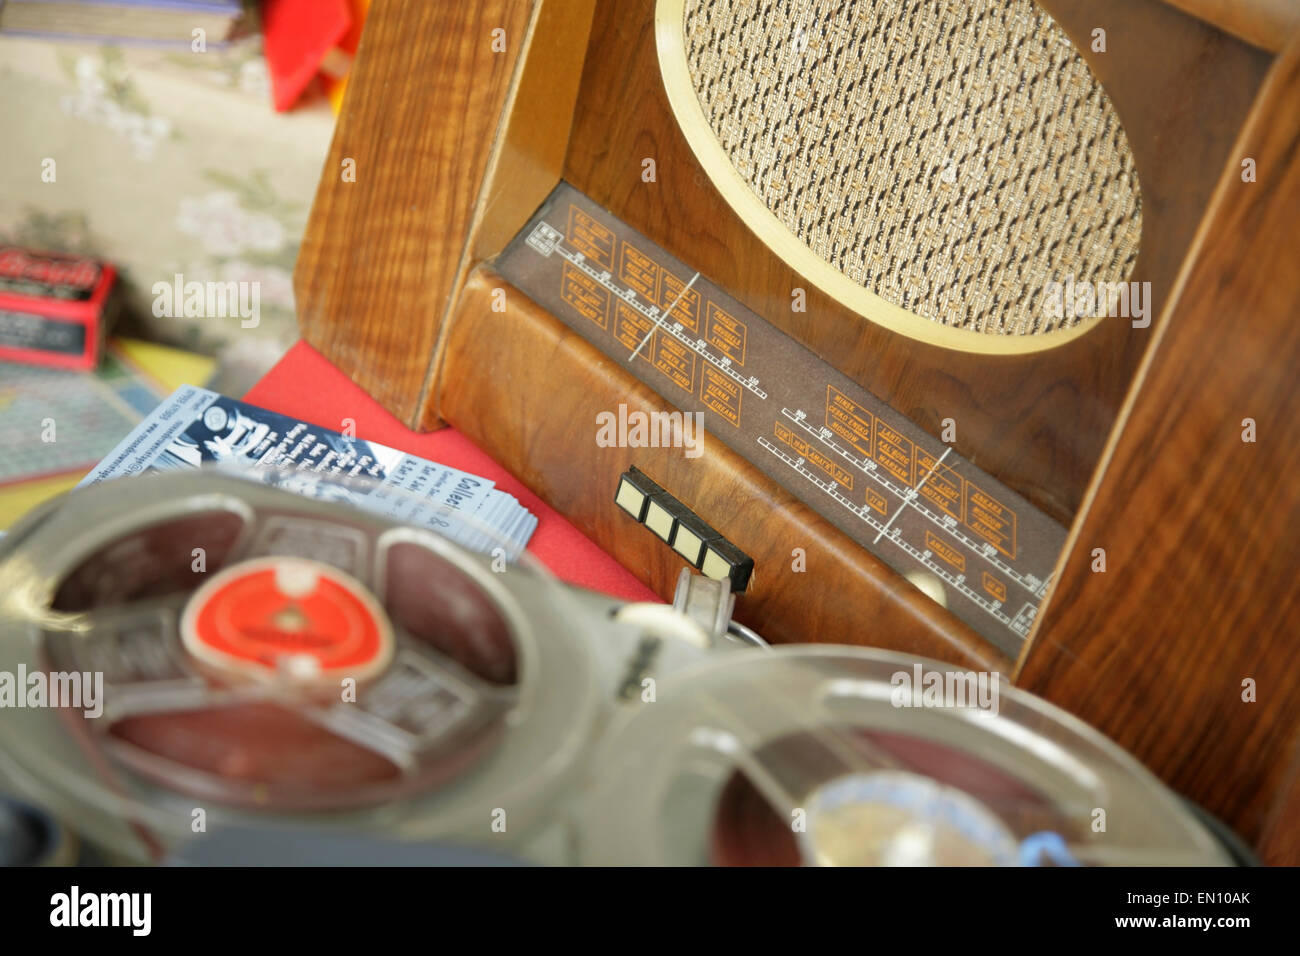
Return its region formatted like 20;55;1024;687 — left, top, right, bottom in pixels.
244;341;658;603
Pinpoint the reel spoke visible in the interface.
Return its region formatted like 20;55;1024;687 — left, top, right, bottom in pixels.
302;629;517;773
39;595;274;723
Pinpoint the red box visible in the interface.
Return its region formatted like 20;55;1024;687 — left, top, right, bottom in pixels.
0;247;118;371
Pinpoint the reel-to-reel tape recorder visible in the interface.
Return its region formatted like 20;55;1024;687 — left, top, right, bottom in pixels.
0;472;1240;866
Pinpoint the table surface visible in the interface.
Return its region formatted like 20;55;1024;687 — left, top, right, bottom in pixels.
246;340;658;604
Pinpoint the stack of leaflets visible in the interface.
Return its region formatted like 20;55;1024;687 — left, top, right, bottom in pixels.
79;386;538;558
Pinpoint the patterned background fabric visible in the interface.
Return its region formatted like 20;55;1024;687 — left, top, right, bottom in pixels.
683;0;1143;335
0;35;333;359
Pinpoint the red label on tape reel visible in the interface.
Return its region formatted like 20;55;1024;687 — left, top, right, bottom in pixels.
181;557;393;683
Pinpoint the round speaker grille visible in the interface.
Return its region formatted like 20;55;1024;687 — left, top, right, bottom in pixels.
658;0;1143;348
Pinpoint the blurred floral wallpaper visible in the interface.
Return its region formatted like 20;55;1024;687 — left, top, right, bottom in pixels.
0;34;333;360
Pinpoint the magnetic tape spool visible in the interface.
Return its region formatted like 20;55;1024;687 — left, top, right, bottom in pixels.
0;470;607;861
577;647;1234;866
0;471;1237;867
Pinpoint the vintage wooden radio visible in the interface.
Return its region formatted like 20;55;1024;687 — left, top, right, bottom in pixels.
293;1;1300;861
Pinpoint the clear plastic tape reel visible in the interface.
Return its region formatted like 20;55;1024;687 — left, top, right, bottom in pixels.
0;468;603;860
577;647;1233;866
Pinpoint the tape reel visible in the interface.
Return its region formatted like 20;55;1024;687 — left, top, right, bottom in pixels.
577;647;1233;866
0;471;608;860
0;472;1233;866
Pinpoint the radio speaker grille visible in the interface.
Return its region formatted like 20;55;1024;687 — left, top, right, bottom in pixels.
679;0;1143;338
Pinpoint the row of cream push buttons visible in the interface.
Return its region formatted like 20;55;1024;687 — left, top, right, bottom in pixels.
614;466;753;592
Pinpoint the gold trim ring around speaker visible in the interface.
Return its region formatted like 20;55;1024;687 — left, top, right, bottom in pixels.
655;0;1145;355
